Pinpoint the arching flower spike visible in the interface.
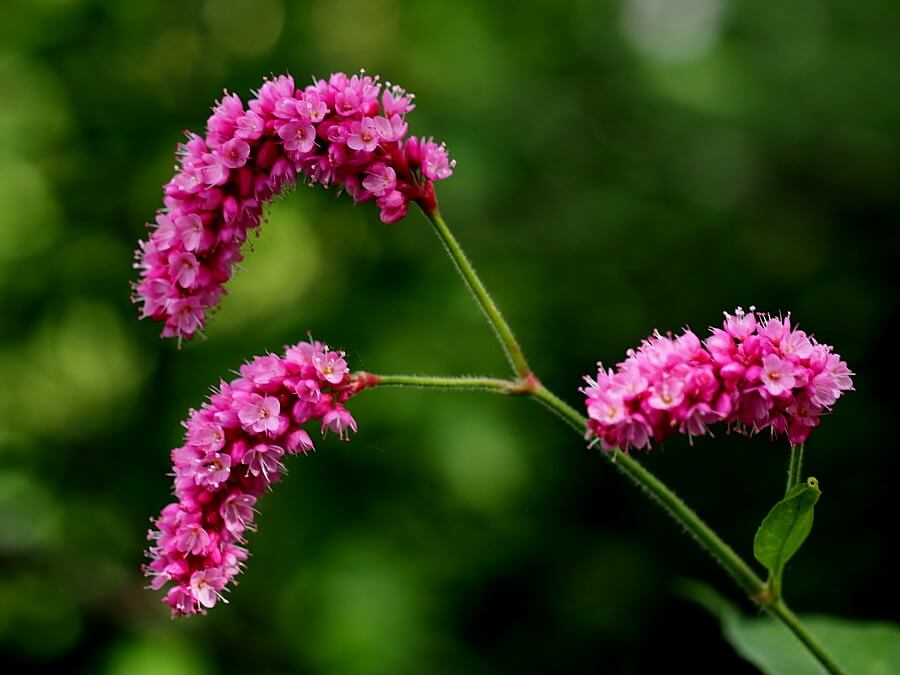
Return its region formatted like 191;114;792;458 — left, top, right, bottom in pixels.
133;71;456;341
144;336;366;616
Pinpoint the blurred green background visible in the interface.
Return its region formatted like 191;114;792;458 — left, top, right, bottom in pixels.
1;0;898;672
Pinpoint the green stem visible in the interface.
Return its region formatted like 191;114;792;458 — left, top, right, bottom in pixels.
786;444;805;495
527;386;766;599
402;207;846;675
424;209;531;377
530;383;592;432
614;450;767;597
364;373;516;393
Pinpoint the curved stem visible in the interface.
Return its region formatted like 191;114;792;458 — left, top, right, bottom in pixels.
401;208;846;674
613;448;767;596
528;385;767;598
424;208;531;377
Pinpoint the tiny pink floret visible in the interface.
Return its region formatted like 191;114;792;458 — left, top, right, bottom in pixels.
133;71;455;341
582;308;853;451
144;337;360;616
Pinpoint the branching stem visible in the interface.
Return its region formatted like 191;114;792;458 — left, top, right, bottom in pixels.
360;206;849;675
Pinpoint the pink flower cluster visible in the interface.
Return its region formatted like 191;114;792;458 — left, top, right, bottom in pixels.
133;70;456;341
582;308;853;451
144;337;360;616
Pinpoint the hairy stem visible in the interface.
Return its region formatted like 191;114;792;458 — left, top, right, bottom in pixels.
402;207;846;674
358;373;516;393
424;209;531;377
530;383;592;432
516;383;767;598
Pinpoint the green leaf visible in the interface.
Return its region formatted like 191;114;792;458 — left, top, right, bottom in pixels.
725;614;900;675
754;476;821;591
681;581;900;675
678;580;900;675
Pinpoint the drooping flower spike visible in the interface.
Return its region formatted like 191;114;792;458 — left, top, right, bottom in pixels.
144;336;365;616
133;71;456;341
582;308;853;451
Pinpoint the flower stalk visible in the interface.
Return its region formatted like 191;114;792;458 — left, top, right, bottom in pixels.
357;373;516;393
382;206;849;675
425;209;531;378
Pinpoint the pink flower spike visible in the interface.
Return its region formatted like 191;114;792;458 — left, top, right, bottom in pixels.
134;70;455;341
583;308;852;451
144;336;361;616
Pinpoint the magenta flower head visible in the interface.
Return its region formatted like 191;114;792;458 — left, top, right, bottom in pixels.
582;308;853;451
133;70;456;342
144;336;366;616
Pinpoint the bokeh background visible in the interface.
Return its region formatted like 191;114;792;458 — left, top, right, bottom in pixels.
1;0;898;672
